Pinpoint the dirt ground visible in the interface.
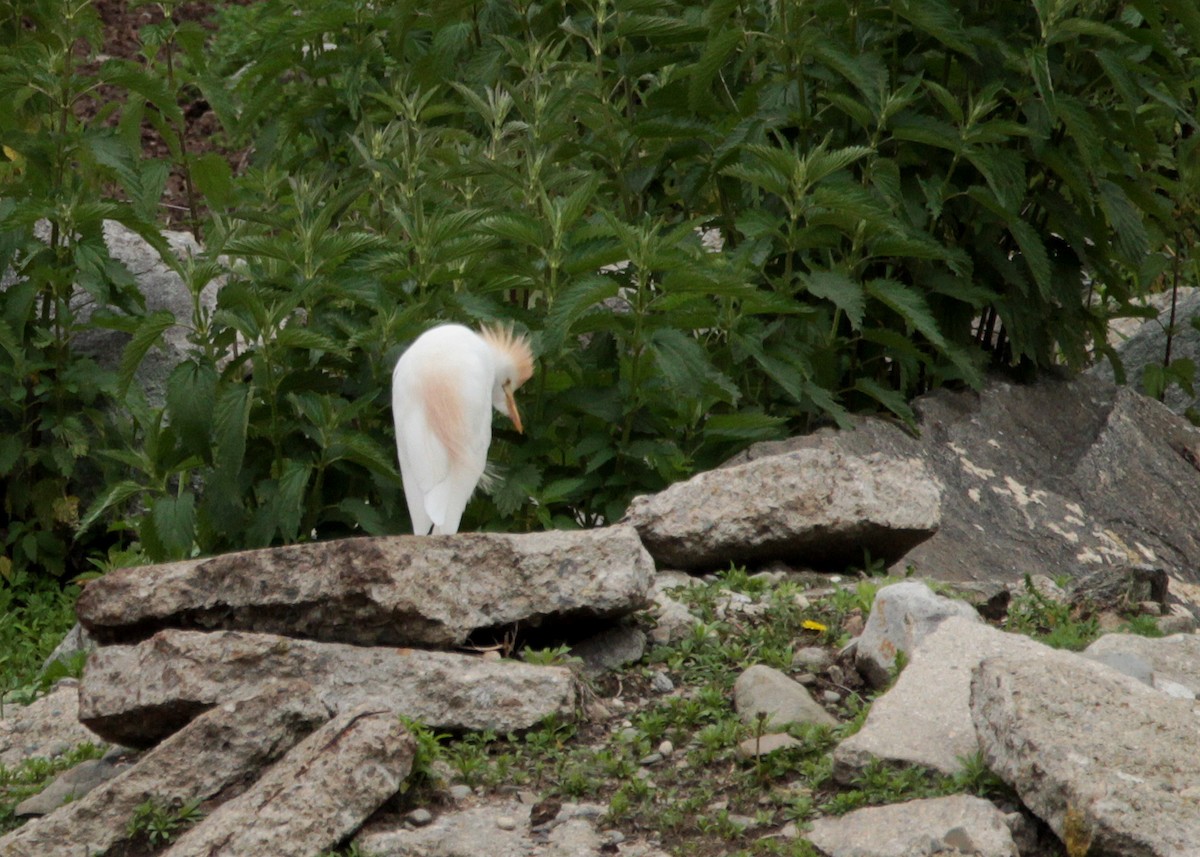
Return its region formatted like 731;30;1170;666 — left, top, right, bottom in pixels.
84;0;244;232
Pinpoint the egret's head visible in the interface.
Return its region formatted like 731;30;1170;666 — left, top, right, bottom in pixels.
480;324;534;433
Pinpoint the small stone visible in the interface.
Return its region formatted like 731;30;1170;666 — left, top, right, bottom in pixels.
604;830;626;845
841;612;865;637
482;650;501;661
496;816;517;831
638;753;663;766
822;690;841;704
735;733;802;760
795;673;817;686
449;785;472;801
650;671;675;693
406;808;433;827
1138;600;1163;616
657;740;673;757
1158;613;1198;634
727;814;755;831
791;646;832;672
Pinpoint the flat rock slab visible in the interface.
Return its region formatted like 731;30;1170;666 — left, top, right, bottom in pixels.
806;794;1019;857
164;705;413;857
729;375;1200;586
834;617;1048;780
972;647;1200;856
76;526;654;647
624;449;941;570
0;683;327;857
0;680;105;768
1084;632;1200;697
78;629;576;747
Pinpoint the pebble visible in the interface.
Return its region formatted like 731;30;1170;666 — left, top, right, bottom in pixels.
604;830;626;845
657;739;673;757
792;646;832;672
650;671;675;693
822;690;841;704
795;672;817;686
638;752;663;766
449;785;473;801
496;816;517;831
406;808;433;827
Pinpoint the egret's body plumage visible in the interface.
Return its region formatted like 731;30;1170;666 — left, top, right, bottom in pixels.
391;323;533;535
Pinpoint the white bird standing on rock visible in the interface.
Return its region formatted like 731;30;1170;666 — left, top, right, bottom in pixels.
391;323;535;535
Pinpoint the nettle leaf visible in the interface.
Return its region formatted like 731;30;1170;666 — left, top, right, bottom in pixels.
866;278;948;350
688;28;742;111
648;328;739;406
148;493;197;560
76;480;144;538
853;377;916;425
1008;218;1052;300
118;310;175;397
1097;179;1149;264
211;382;250;491
544;274;620;353
806;270;865;330
702;412;789;442
966;148;1025;214
166;360;219;460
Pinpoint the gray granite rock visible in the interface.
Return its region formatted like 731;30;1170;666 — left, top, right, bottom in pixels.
733;665;836;731
77;527;653;648
973;646;1200;856
854;581;981;687
164;705;414;857
625;449;941;571
834;617;1048;780
78;629;575;747
806;794;1019;857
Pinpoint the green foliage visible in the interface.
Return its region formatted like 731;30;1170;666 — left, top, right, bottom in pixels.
2;0;1199;576
126;796;204;847
0;576;79;701
1005;575;1100;651
0;742;105;835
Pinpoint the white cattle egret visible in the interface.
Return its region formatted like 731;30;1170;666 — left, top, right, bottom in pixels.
391;323;534;535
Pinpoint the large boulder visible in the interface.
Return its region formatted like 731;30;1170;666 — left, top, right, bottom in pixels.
730;374;1200;587
77;527;654;647
164;705;414;857
624;449;941;571
0;683;327;857
72;221;219;408
972;646;1200;856
1089;286;1200;417
78;629;576;747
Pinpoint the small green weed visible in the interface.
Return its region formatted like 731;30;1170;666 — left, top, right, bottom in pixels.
1119;614;1166;638
126;796;204;846
520;645;582;667
1006;575;1100;651
0;743;106;835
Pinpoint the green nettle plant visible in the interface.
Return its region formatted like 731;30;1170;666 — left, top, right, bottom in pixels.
1;0;1199;574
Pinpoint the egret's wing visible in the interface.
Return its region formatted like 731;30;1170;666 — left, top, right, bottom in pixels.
395;366;491;534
